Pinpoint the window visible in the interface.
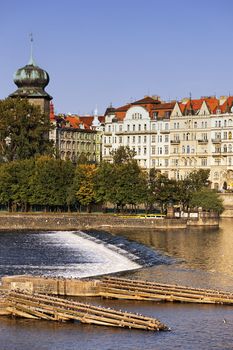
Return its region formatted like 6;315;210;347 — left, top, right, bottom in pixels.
224;132;227;140
127;136;130;144
229;144;232;153
165;159;169;167
160;135;162;142
144;147;147;155
164;145;169;154
127;125;130;131
201;158;207;166
119;136;122;144
144;136;147;143
165;135;169;142
138;124;141;131
187;145;190;154
133;124;135;131
177;122;180;129
144;124;147;131
138;147;141;155
151;146;156;155
138;135;141;143
132;136;135;143
223;144;227;153
152;135;156;143
165;123;169;130
194;122;197;128
152;123;156;130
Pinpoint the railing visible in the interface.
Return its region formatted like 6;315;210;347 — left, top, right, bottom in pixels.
170;140;180;144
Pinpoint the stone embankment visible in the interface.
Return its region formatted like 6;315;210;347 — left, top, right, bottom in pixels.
0;212;219;230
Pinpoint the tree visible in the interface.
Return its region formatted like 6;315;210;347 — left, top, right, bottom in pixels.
190;188;224;214
0;159;35;211
178;169;210;210
111;146;136;164
0;98;53;162
30;156;75;211
73;164;97;212
95;161;116;210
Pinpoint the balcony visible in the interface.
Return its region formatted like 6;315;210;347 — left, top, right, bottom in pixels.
198;139;208;144
212;138;222;144
170;140;180;144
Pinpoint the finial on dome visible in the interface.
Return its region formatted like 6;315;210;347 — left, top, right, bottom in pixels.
94;105;98;116
28;33;37;66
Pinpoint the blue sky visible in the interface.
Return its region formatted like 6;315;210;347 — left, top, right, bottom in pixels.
1;0;233;114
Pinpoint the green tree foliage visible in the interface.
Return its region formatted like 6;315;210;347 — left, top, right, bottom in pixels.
30;156;75;210
190;188;224;214
178;169;210;210
95;161;116;207
111;161;147;211
0;159;34;211
73;164;97;212
146;170;180;213
111;146;136;164
0;98;53;162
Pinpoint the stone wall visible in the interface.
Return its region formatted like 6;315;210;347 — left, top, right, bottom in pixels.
0;213;189;230
219;193;233;217
0;211;220;231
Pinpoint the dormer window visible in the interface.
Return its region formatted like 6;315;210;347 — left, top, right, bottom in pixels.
153;112;158;119
216;108;221;115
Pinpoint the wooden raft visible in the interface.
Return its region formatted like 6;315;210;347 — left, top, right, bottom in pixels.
2;291;167;331
99;277;233;304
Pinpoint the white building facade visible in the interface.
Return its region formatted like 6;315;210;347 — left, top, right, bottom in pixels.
102;95;233;190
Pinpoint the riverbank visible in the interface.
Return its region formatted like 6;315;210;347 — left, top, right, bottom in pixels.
0;212;219;230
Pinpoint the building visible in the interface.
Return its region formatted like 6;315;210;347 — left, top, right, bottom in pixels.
170;96;233;189
102;95;233;190
103;96;175;169
9;49;52;115
50;105;104;163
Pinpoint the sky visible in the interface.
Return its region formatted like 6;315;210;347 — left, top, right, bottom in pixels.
1;0;233;115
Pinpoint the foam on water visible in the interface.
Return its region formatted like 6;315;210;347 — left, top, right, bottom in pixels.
35;231;141;278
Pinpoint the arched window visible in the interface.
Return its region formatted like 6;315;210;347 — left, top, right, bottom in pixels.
229;131;232;140
182;146;185;153
224;120;227;127
223;144;227;153
187;145;190;154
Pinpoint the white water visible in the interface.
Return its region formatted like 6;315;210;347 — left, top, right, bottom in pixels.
43;231;141;278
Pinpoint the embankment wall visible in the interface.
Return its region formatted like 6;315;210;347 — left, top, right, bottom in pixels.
0;213;218;230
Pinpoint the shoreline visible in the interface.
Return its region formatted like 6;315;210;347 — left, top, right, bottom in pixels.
0;212;219;230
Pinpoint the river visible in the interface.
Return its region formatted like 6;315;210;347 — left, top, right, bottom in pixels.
0;219;233;350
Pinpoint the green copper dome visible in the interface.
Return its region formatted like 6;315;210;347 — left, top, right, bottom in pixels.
14;61;50;89
9;56;52;100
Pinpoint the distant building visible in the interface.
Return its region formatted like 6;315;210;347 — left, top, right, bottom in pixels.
103;96;175;170
50;104;104;163
103;94;233;190
9;49;52;115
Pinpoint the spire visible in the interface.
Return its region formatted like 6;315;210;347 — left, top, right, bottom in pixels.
28;33;37;66
94;105;98;116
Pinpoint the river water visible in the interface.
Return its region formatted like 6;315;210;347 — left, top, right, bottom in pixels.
0;219;233;350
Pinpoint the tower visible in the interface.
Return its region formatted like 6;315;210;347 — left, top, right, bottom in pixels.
9;36;52;115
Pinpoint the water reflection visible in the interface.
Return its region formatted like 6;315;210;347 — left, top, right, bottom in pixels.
109;219;233;277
